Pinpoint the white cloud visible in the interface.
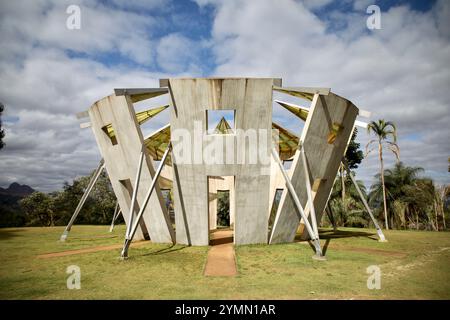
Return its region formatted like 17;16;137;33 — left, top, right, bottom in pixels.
0;0;157;65
0;49;169;191
0;0;170;191
156;33;205;74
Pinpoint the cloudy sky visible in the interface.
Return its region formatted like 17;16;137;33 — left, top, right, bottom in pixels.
0;0;449;192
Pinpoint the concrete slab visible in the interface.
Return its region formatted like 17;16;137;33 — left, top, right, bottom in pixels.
269;93;358;244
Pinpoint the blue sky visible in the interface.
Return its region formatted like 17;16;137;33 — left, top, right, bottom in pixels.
0;0;449;191
67;0;437;73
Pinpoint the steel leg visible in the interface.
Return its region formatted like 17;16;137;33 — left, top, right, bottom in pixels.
270;147;324;258
343;160;387;242
300;147;319;238
109;202;120;232
125;149;145;239
121;144;172;259
60;159;105;241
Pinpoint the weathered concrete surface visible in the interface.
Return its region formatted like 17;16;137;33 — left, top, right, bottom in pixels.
168;78;275;245
269;93;358;244
88;94;175;243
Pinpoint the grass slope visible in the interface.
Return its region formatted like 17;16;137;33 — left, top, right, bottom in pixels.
0;225;449;299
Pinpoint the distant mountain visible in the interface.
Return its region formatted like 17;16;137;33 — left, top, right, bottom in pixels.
0;182;35;197
0;183;35;227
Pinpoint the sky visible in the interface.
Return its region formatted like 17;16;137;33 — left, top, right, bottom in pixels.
0;0;449;192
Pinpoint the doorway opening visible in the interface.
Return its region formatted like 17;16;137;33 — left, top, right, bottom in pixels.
208;176;235;245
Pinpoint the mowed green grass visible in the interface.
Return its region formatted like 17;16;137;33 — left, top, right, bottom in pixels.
0;225;449;299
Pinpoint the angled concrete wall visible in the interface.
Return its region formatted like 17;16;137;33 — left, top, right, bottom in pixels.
168;78;275;246
88;94;175;243
269;92;358;244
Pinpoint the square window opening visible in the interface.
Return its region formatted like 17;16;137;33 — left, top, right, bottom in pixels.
206;110;235;135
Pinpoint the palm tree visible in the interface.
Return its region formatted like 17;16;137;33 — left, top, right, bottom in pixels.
329;175;370;228
369;162;424;229
366;120;399;230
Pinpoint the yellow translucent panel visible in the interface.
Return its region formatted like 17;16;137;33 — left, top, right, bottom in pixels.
105;105;168;139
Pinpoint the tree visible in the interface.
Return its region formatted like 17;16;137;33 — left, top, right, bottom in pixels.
55;171;116;225
368;162;440;230
366;119;399;230
329;174;370;228
340;128;364;203
345;128;364;170
0;102;5;150
217;191;230;227
436;185;449;230
20;192;56;226
18;170;117;227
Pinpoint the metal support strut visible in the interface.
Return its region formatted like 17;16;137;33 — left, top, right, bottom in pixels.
121;143;172;259
60;159;105;241
300;147;319;239
109;201;121;233
271;146;324;259
124;147;146;241
342;159;387;242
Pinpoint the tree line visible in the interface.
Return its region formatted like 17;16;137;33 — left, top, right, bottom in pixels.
326;120;448;231
17;172;120;227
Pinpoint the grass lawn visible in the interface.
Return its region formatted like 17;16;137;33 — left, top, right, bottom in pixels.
0;225;449;299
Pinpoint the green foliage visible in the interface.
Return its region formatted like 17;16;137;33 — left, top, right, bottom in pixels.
331;173;366;202
217;191;230;227
368;162;443;230
17;171;117;227
367;119;398;143
345;128;363;169
20;192;56;226
328;173;370;228
0;197;26;227
328;197;368;228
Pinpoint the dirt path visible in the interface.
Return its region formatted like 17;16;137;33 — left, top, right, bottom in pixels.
204;229;237;276
37;241;148;259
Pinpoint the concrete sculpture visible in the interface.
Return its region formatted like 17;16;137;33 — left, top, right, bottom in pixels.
62;78;386;259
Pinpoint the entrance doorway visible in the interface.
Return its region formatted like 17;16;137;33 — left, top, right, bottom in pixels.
208;176;235;245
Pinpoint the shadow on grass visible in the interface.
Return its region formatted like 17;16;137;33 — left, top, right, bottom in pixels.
301;229;378;256
140;244;188;256
295;229;378;242
0;229;24;240
319;229;378;240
